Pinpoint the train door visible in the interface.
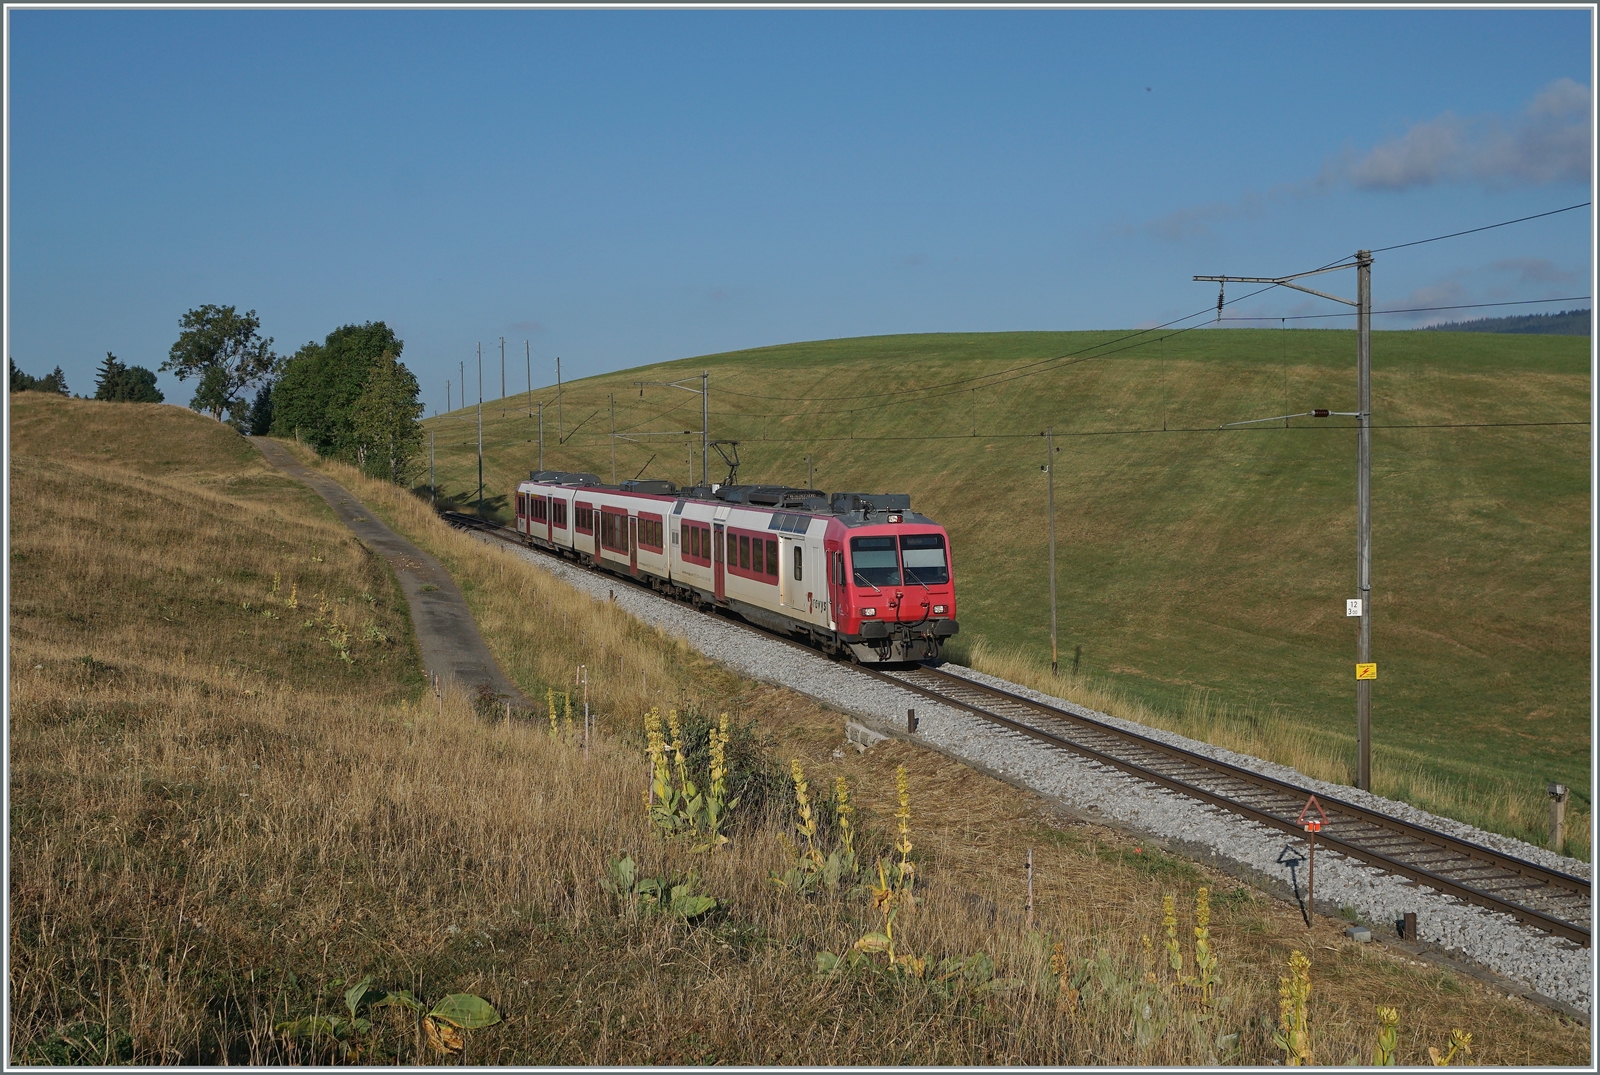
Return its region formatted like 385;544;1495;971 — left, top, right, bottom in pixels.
825;541;844;630
542;496;551;544
777;536;794;609
628;516;638;575
712;523;726;603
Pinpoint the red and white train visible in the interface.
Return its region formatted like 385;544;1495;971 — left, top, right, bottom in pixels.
513;473;959;663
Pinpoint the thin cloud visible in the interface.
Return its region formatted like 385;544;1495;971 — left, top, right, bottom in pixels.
1334;78;1591;191
1489;257;1578;285
1143;80;1591;241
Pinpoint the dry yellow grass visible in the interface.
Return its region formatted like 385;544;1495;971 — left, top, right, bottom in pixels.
7;396;1588;1064
955;637;1593;863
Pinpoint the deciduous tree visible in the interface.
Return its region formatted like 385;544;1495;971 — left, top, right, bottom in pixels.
162;305;276;421
270;321;406;458
350;350;424;483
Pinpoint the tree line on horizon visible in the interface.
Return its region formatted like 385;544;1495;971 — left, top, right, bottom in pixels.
9;355;164;402
1418;307;1590;335
158;305;423;484
11;305;425;487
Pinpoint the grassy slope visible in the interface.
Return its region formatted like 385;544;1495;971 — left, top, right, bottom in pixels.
423;329;1590;853
9;394;1587;1064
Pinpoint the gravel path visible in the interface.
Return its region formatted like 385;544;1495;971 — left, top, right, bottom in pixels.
253;439;527;706
472;532;1592;1014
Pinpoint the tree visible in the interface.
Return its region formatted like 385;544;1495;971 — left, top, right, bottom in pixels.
270;321;405;456
191;365;234;422
162;305;276;421
247;383;275;435
93;353;164;403
11;358;70;395
349;350;424;483
10;358;39;392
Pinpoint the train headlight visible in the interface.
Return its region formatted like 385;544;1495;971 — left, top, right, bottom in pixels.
933;604;947;614
861;607;877;617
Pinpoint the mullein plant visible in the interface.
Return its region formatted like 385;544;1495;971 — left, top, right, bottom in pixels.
640;707;736;850
892;765;916;906
1371;1006;1400;1066
1428;1028;1471;1067
1190;887;1220;1011
1273;949;1313;1066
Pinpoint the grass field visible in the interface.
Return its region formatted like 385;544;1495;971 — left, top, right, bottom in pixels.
420;328;1591;858
11;392;1588;1064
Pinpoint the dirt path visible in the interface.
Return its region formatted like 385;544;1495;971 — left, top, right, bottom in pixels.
250;437;527;707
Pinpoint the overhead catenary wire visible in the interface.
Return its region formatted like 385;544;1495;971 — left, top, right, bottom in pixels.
441;203;1590;446
710;286;1281;404
1370;201;1590;254
1221;296;1591;322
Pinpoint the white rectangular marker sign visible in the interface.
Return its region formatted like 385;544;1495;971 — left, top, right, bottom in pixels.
1346;599;1363;617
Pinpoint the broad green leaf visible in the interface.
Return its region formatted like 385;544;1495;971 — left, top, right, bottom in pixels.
963;952;995;983
373;990;423;1013
428;993;501;1030
344;976;374;1019
276;1016;337;1039
815;951;840;975
671;894;717;918
854;932;891;953
977;976;1025;995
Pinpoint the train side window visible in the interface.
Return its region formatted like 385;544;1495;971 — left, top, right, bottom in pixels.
765;540;778;577
793;544;803;582
739;535;750;570
751;536;764;574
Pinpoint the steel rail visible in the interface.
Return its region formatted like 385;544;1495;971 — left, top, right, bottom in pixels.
443;510;1590;948
868;665;1588;947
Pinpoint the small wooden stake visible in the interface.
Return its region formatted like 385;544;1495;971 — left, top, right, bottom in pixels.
1549;783;1569;854
907;708;918;734
1402;911;1417;941
1026;848;1035;932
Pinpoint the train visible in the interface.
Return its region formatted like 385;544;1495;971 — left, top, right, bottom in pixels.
512;472;958;663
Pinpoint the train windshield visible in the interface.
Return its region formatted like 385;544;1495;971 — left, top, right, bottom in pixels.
849;536;900;587
900;534;949;586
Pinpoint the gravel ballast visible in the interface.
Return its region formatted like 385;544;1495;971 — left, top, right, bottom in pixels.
473;533;1594;1013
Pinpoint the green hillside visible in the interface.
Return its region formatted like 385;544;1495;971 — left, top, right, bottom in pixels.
421;329;1590;854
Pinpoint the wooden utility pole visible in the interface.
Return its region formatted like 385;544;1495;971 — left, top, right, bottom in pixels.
537;401;545;472
429;429;435;507
1045;427;1058;674
476;342;484;520
1197;251;1375;790
807;455;814;489
609;393;616;483
525;340;532;416
499;336;505;411
556;356;564;440
447;379;451;413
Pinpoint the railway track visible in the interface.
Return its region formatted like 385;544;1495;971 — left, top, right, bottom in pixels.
443;509;1591;949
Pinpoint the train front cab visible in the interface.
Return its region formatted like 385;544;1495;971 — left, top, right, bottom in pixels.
830;523;958;663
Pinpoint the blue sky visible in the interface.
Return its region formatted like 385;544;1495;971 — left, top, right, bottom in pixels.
6;7;1593;413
